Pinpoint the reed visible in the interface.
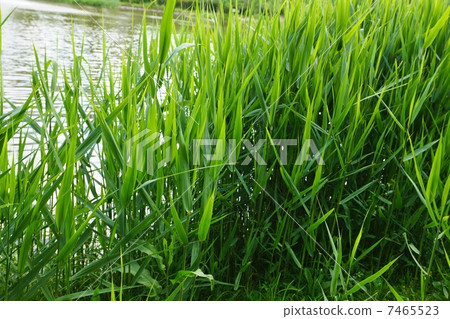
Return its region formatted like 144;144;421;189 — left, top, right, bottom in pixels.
0;0;449;300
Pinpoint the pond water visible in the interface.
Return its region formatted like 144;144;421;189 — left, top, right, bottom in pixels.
1;0;186;166
0;0;168;107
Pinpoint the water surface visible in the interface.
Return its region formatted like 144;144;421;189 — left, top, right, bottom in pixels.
1;0;165;107
1;0;172;161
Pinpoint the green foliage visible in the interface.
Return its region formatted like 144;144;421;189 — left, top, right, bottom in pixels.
0;0;450;301
69;0;120;7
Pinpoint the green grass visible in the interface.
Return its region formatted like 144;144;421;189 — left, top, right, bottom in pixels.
60;0;121;7
0;0;450;300
62;0;284;13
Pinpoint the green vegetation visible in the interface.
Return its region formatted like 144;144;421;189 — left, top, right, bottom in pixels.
60;0;120;7
1;0;450;300
64;0;282;12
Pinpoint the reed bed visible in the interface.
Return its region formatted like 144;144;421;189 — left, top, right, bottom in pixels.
0;0;449;300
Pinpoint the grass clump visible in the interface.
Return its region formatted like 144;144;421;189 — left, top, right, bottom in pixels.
122;0;284;13
0;0;449;300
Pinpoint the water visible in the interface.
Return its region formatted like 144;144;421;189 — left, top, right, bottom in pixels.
0;0;166;107
1;0;179;166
